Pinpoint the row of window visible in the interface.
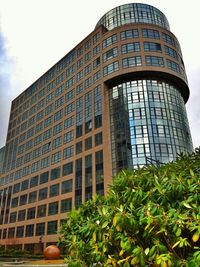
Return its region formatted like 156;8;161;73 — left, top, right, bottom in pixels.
1;220;59;239
9;85;102;138
9;198;72;224
103;56;182;76
15;132;102;169
3;115;102;176
102;29;178;48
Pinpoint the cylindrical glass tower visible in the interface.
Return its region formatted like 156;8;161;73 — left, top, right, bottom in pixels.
97;3;193;173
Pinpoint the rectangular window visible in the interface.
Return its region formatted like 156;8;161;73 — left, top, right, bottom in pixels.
62;179;73;194
55;84;64;97
162;33;175;47
103;47;118;62
18;209;26;222
102;34;117;48
43;129;52;140
30;176;38;188
76;83;83;95
41;156;50;169
85;77;92;89
19;194;27;206
52;136;62;149
85;137;92;150
64;116;74;129
120;29;139;40
49;184;60;197
66;77;75;89
35;121;43;134
85;154;92;201
103;61;119;76
144;42;162;52
164;45;178;59
65;102;75;115
48;202;59;215
38;187;48;200
77;58;83;69
8;227;15;239
145;56;164;67
93;44;100;56
95;132;103;146
93;32;100;44
121;42;140;54
16;226;24;238
53;122;62;135
51;167;60;180
63;162;73;176
95;150;104;195
37;204;46;218
54;109;63;122
76;70;83;81
63;130;74;144
61;198;72;213
142;29;160;39
25;224;34;237
93;70;101;83
36;223;45;236
32;148;41;159
65;89;75;103
85;52;91;62
27;207;36;220
63;145;74;160
9;212;17;223
85;64;91;75
47;221;57;235
51;151;61;164
28;191;37;203
122;56;142;68
40;171;49;184
93;57;100;69
166;59;180;73
76;141;82;154
13;183;20;194
95;115;102;129
44;116;53;128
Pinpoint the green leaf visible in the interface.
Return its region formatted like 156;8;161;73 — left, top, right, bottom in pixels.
192;231;199;242
172;240;180;248
176;228;182;237
102;221;109;228
144;248;149;255
183;202;192;209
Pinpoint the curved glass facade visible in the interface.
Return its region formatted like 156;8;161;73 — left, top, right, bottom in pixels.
109;79;193;174
96;3;170;31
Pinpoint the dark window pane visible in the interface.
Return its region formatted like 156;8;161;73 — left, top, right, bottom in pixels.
40;171;49;184
61;179;73;194
38;188;48;200
49;184;59;197
37;204;46;218
47;221;57;235
50;167;60;180
61;198;72;213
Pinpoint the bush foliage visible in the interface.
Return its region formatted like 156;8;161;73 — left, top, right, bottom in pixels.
59;149;200;266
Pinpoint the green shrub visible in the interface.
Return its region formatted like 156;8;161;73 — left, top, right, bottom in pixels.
59;149;200;266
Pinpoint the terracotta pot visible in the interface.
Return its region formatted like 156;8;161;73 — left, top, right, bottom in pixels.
44;245;61;260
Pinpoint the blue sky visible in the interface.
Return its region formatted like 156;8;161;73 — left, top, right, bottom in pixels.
0;0;200;148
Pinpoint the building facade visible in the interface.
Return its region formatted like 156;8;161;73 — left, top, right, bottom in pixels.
0;3;193;252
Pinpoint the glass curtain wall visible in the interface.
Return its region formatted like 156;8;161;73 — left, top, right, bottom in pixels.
109;79;193;175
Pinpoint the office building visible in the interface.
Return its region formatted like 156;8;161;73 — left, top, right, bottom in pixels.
0;3;193;252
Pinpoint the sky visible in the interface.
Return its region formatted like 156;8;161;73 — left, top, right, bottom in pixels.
0;0;200;148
